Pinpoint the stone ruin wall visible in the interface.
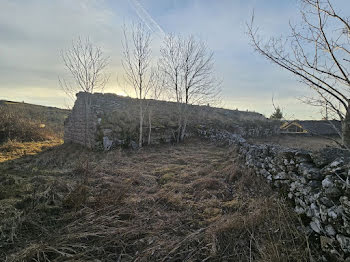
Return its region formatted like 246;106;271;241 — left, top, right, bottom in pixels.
64;93;98;149
64;92;181;149
64;92;281;150
201;128;350;260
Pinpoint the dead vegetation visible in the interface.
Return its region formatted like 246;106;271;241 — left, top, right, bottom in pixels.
0;140;62;163
0;139;317;261
249;135;341;151
0;102;68;143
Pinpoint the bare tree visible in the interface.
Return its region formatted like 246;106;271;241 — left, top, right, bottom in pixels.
59;37;109;147
159;34;184;142
122;23;155;148
59;37;109;101
247;0;350;147
147;73;164;145
159;34;220;142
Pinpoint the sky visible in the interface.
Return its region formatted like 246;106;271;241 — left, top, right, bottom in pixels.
0;0;349;119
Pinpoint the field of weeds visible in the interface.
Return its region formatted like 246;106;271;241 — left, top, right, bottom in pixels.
0;138;316;261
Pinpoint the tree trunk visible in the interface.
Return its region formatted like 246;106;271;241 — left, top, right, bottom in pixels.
180;117;187;142
148;110;151;145
84;95;90;148
342;110;350;148
176;124;181;143
139;103;143;148
180;104;188;142
176;110;182;143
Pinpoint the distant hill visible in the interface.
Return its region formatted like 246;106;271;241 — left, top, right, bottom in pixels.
0;100;70;141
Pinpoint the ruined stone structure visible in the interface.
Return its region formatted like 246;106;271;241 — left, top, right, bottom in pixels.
201;128;350;260
64;92;279;150
64;92;350;258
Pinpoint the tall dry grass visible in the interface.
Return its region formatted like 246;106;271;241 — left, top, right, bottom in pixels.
0;139;319;261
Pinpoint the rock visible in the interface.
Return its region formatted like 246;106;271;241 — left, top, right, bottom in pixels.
343;218;350;235
298;163;317;177
231;134;246;143
306;169;323;180
310;217;323;233
327;205;343;220
319;205;328;222
319;197;334;207
259;169;270;178
129;140;138;150
274;172;288;180
310;203;320;218
321;176;342;197
295;205;305;215
322;176;334;188
309;180;321;189
295;197;307;208
330;159;344;168
311;148;350;167
103;136;113;151
295;151;312;163
336;234;350;253
325;225;336;236
340;196;350;215
324;187;342;198
289;181;298;192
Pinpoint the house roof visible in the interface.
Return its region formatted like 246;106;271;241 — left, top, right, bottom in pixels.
281;120;341;136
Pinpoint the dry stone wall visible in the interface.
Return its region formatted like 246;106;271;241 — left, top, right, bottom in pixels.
200;128;350;261
64;92;280;150
64;94;98;148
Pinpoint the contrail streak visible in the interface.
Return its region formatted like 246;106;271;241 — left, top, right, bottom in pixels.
129;0;166;37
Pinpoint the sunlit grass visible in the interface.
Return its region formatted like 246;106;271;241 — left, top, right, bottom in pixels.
0;139;63;162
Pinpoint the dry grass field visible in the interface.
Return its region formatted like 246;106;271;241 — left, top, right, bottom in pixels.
0;138;318;261
0;140;63;163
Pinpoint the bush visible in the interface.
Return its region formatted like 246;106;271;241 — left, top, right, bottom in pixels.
0;105;56;143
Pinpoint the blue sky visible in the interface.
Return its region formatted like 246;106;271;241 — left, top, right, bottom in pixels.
0;0;349;119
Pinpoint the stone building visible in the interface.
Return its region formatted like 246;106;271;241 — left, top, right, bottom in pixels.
64;92;278;150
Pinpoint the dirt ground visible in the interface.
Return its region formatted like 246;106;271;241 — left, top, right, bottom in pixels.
249;135;341;151
0;139;316;261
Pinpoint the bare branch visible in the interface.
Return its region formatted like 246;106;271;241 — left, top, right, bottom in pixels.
159;34;221;142
122;23;155;147
59;37;109;98
247;0;350;147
